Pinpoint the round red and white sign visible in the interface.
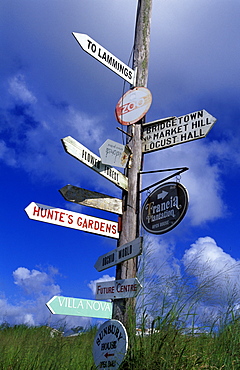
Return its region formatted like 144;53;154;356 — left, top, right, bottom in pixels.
115;87;152;125
93;319;128;370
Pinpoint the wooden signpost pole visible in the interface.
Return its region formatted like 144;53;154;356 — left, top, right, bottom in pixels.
113;0;153;327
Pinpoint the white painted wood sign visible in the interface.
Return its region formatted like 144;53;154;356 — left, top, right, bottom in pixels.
93;320;128;370
25;202;119;239
62;136;128;191
73;32;135;85
99;139;130;168
142;109;217;153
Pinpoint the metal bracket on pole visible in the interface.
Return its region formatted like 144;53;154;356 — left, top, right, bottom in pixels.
139;167;189;193
132;67;138;87
116;127;133;138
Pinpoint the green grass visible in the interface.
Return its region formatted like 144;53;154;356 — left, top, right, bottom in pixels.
0;324;97;369
1;319;240;369
2;243;240;369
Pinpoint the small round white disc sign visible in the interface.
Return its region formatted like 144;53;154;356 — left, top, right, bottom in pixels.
93;319;128;369
115;87;152;125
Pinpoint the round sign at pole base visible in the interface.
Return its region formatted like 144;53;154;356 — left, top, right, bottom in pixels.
115;87;152;125
93;319;128;369
141;182;189;234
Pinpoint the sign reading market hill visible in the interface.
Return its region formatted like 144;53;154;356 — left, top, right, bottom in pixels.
141;182;189;234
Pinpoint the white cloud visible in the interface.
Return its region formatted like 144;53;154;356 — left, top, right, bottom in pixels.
13;267;61;297
182;236;240;307
0;140;17;167
139;233;180;279
143;139;227;226
1;73;109;187
136;235;240;329
0;266;95;329
8;74;37;104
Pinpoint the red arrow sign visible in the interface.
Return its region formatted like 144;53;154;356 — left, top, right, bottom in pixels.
104;352;114;359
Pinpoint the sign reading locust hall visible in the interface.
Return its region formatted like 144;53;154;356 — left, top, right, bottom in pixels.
142;109;217;153
141;182;189;234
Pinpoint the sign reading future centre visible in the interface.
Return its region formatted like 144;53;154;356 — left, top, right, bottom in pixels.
141;182;189;234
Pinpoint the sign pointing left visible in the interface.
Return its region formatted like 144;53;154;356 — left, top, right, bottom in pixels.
59;185;123;215
25;202;119;239
62;136;128;191
94;237;143;272
72;33;135;85
46;296;112;319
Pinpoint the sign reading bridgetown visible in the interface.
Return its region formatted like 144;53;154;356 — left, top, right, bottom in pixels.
93;320;128;370
46;296;112;319
62;136;128;191
142;109;217;153
25;202;119;239
73;33;135;85
141;182;189;234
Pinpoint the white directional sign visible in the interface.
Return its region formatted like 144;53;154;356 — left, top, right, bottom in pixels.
99;139;131;168
62;136;128;191
73;33;135;85
59;185;123;215
25;202;119;239
46;296;112;319
95;278;142;300
93;320;128;370
94;237;143;272
142;109;217;153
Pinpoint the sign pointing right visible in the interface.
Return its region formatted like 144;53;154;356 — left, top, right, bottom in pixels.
142;109;217;153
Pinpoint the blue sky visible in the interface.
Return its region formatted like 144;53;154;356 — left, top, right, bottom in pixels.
1;0;240;330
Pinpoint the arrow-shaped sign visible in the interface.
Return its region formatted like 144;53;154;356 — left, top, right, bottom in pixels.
95;278;142;300
72;33;136;85
62;136;128;191
94;237;143;272
46;296;112;319
59;185;123;215
142;109;217;153
25;202;119;239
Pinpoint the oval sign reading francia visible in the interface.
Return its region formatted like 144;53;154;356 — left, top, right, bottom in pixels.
141;182;189;234
115;87;152;125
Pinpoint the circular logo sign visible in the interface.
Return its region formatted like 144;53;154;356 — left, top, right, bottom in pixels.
93;319;128;370
115;87;152;125
141;182;189;234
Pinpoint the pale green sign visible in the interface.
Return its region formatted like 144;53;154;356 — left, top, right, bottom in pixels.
46;296;112;319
